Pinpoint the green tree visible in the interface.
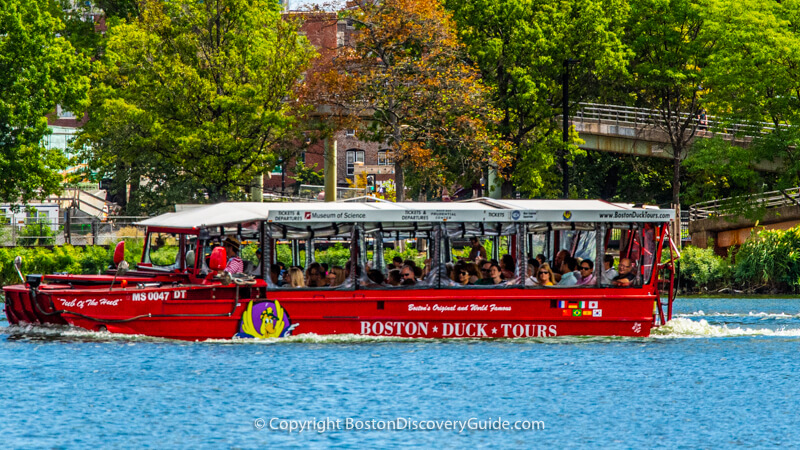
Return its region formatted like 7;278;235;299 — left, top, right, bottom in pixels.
313;0;509;201
76;0;316;212
0;0;90;204
624;0;715;207
445;0;630;198
703;0;800;189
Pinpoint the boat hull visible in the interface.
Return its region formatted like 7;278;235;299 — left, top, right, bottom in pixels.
4;284;656;340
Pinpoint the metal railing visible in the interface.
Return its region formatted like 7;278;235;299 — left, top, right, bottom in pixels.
574;103;787;138
0;215;148;247
688;187;800;221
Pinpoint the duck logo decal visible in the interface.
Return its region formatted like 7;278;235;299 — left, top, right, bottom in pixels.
562;211;572;221
236;300;294;338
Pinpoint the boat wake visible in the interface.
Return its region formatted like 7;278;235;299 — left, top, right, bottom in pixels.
676;311;800;320
652;317;800;338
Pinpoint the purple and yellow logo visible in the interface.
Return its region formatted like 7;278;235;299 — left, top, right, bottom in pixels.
237;300;293;338
562;211;572;221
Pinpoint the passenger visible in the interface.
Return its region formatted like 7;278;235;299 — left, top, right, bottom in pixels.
468;237;488;262
600;255;618;285
327;266;346;286
245;248;263;276
400;264;417;285
474;261;494;285
392;256;404;270
500;254;515;280
537;264;554;286
422;258;433;279
536;254;546;265
222;237;244;274
269;264;284;286
321;262;329;275
456;266;471;285
576;259;596;286
387;269;402;286
288;267;305;287
558;257;581;286
613;258;636;287
552;249;571;282
413;265;423;280
366;269;385;285
525;263;538;286
465;262;480;284
487;262;505;285
306;262;326;287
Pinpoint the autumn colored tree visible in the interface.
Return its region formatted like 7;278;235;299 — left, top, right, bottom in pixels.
76;0;316;213
445;0;629;198
0;0;90;204
309;0;509;201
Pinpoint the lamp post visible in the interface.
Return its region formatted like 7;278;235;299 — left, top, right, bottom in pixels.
562;58;580;199
279;158;285;195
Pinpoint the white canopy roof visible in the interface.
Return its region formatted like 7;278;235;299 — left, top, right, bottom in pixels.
137;199;675;230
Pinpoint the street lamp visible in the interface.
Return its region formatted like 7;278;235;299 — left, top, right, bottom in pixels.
562;58;581;199
279;158;286;195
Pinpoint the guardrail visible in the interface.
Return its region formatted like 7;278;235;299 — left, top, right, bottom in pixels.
688;187;800;221
0;215;148;247
574;103;786;137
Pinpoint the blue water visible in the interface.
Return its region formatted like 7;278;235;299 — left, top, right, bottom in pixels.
2;297;800;448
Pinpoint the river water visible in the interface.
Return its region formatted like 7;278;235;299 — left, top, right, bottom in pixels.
2;297;800;448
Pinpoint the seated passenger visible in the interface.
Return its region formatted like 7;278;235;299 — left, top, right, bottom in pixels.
465;262;480;284
305;262;326;287
269;264;283;286
576;260;596;286
525;264;538;286
552;249;571;283
537;264;554;286
456;267;471;285
387;269;402;286
327;266;346;286
245;248;263;276
613;258;636;287
500;254;516;280
487;262;505;285
223;237;243;274
558;257;581;286
392;256;404;270
400;264;417;285
288;267;305;287
600;255;618;285
468;237;488;262
366;269;385;286
474;261;494;285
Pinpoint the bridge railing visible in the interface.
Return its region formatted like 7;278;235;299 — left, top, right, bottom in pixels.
575;103;784;138
688;187;800;221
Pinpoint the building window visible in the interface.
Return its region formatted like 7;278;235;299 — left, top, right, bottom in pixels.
346;149;365;177
345;129;356;137
378;150;393;166
56;104;75;119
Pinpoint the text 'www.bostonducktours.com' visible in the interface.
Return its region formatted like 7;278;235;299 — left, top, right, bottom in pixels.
253;417;545;433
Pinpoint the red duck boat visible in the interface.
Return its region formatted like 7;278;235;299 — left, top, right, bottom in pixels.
3;199;679;341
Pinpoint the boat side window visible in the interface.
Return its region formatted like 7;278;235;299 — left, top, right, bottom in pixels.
144;232;180;269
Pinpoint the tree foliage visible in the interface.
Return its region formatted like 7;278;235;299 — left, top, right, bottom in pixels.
445;0;629;197
310;0;510;201
75;0;316;212
0;0;90;204
623;0;714;206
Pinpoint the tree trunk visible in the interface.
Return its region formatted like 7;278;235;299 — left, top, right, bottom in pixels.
672;151;681;207
394;159;404;202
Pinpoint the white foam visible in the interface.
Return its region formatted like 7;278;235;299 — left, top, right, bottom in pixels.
676;311;800;319
652;317;800;338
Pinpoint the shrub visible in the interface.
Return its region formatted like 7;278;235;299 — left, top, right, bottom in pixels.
679;245;732;291
733;227;800;292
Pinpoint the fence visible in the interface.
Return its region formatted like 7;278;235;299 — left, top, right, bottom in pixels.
688;187;800;221
574;102;785;138
0;216;148;247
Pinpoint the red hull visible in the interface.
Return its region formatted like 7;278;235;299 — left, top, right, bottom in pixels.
4;283;656;340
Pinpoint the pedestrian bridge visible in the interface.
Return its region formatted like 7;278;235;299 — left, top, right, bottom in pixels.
571;103;782;171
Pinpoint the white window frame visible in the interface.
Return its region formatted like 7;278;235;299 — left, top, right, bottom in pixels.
346;150;365;177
